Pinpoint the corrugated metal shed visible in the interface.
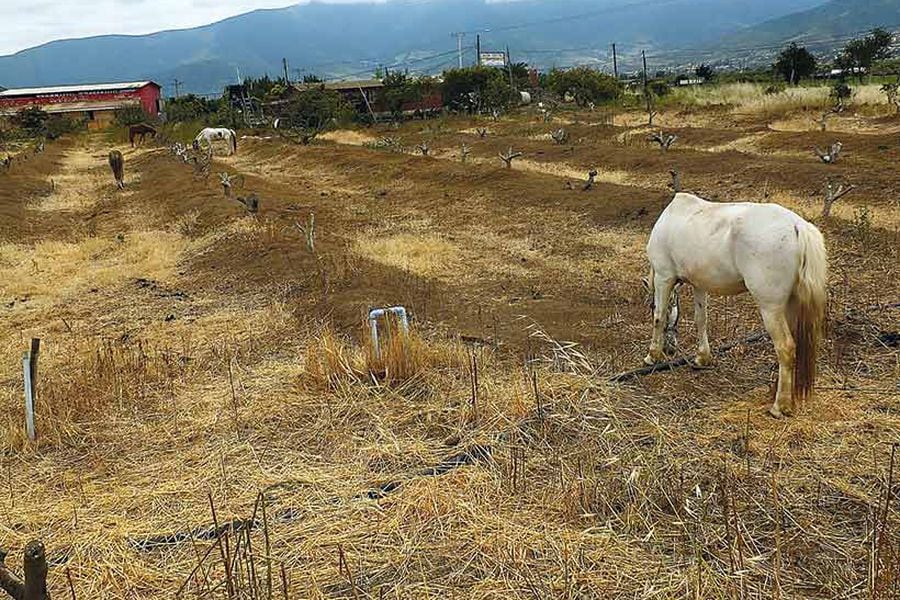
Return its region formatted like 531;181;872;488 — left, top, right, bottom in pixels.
0;81;156;97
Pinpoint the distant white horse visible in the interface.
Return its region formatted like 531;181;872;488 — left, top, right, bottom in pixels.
644;193;827;418
194;127;237;155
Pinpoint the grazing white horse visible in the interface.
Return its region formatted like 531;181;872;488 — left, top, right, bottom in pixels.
194;127;237;155
644;193;828;418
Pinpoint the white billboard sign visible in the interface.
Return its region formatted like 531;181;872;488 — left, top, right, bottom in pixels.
480;52;507;67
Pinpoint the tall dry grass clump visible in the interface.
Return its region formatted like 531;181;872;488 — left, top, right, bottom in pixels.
2;338;175;449
303;320;468;390
670;82;891;116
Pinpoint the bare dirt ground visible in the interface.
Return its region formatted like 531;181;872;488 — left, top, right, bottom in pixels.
0;102;898;598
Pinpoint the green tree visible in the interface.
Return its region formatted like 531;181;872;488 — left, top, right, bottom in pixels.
165;94;220;123
774;43;817;84
545;67;621;107
281;88;353;130
510;62;532;89
382;71;421;120
695;64;715;81
113;105;148;127
837;28;894;82
442;66;514;113
13;107;50;135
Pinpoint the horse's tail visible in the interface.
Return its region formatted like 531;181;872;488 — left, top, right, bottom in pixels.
108;150;125;188
792;221;828;401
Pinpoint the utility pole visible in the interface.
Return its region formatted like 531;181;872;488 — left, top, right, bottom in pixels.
451;32;466;68
172;79;182;98
476;34;481;66
283;58;290;84
642;50;650;101
506;45;515;89
642;50;653;124
612;43;619;80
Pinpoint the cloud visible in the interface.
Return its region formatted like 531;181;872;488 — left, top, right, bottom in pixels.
0;0;374;55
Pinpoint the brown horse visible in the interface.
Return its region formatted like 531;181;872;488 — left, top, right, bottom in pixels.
108;150;125;189
128;124;157;147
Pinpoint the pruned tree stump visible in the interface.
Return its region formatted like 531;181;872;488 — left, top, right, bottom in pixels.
0;540;50;600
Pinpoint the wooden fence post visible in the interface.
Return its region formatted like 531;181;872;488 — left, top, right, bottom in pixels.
22;339;39;442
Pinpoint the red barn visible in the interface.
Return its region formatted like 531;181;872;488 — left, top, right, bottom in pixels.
0;81;162;130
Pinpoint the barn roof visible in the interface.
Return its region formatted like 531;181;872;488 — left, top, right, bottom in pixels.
0;81;159;97
0;99;141;117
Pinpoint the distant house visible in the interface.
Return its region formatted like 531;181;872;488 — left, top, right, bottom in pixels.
0;81;162;130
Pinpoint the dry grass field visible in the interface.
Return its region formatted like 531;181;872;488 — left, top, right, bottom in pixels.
0;90;898;598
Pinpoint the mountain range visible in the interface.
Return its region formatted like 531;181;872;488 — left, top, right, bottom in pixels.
0;0;897;96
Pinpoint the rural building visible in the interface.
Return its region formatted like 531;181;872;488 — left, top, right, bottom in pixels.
0;81;162;130
281;79;443;120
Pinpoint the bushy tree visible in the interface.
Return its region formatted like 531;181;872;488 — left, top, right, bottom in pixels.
830;81;853;109
113;105;149;127
165;94;220;123
281;88;353;130
774;43;817;84
44;115;79;139
695;64;715;81
13;107;50;135
881;82;900;113
442;66;515;113
545;67;621;107
382;71;420;120
510;62;533;89
648;80;671;97
837;28;894;82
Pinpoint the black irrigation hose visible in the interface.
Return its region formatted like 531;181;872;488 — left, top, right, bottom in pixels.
128;444;494;552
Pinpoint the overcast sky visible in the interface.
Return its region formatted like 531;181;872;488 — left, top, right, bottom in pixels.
0;0;377;56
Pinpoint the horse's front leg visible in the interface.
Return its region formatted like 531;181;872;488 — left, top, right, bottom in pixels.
644;274;677;366
694;289;713;368
760;305;795;418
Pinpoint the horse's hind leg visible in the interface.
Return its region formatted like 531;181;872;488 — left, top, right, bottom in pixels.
759;304;796;418
644;273;677;366
693;288;713;368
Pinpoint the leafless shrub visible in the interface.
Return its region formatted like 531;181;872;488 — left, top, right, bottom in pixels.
583;169;598;191
550;128;569;145
822;176;855;218
649;131;677;151
460;143;471;163
499;147;523;169
295;213;316;252
814;142;843;164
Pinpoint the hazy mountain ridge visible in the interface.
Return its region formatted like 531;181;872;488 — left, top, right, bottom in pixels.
0;0;857;95
722;0;900;50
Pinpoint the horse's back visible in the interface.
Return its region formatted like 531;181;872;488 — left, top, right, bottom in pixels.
649;193;810;297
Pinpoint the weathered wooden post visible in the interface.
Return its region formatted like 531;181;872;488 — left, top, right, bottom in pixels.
21;339;39;442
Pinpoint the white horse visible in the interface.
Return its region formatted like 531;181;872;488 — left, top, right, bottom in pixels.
194;127;237;155
644;193;828;418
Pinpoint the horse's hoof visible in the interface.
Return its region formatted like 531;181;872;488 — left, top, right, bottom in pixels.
643;354;658;366
768;406;784;419
692;355;714;370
